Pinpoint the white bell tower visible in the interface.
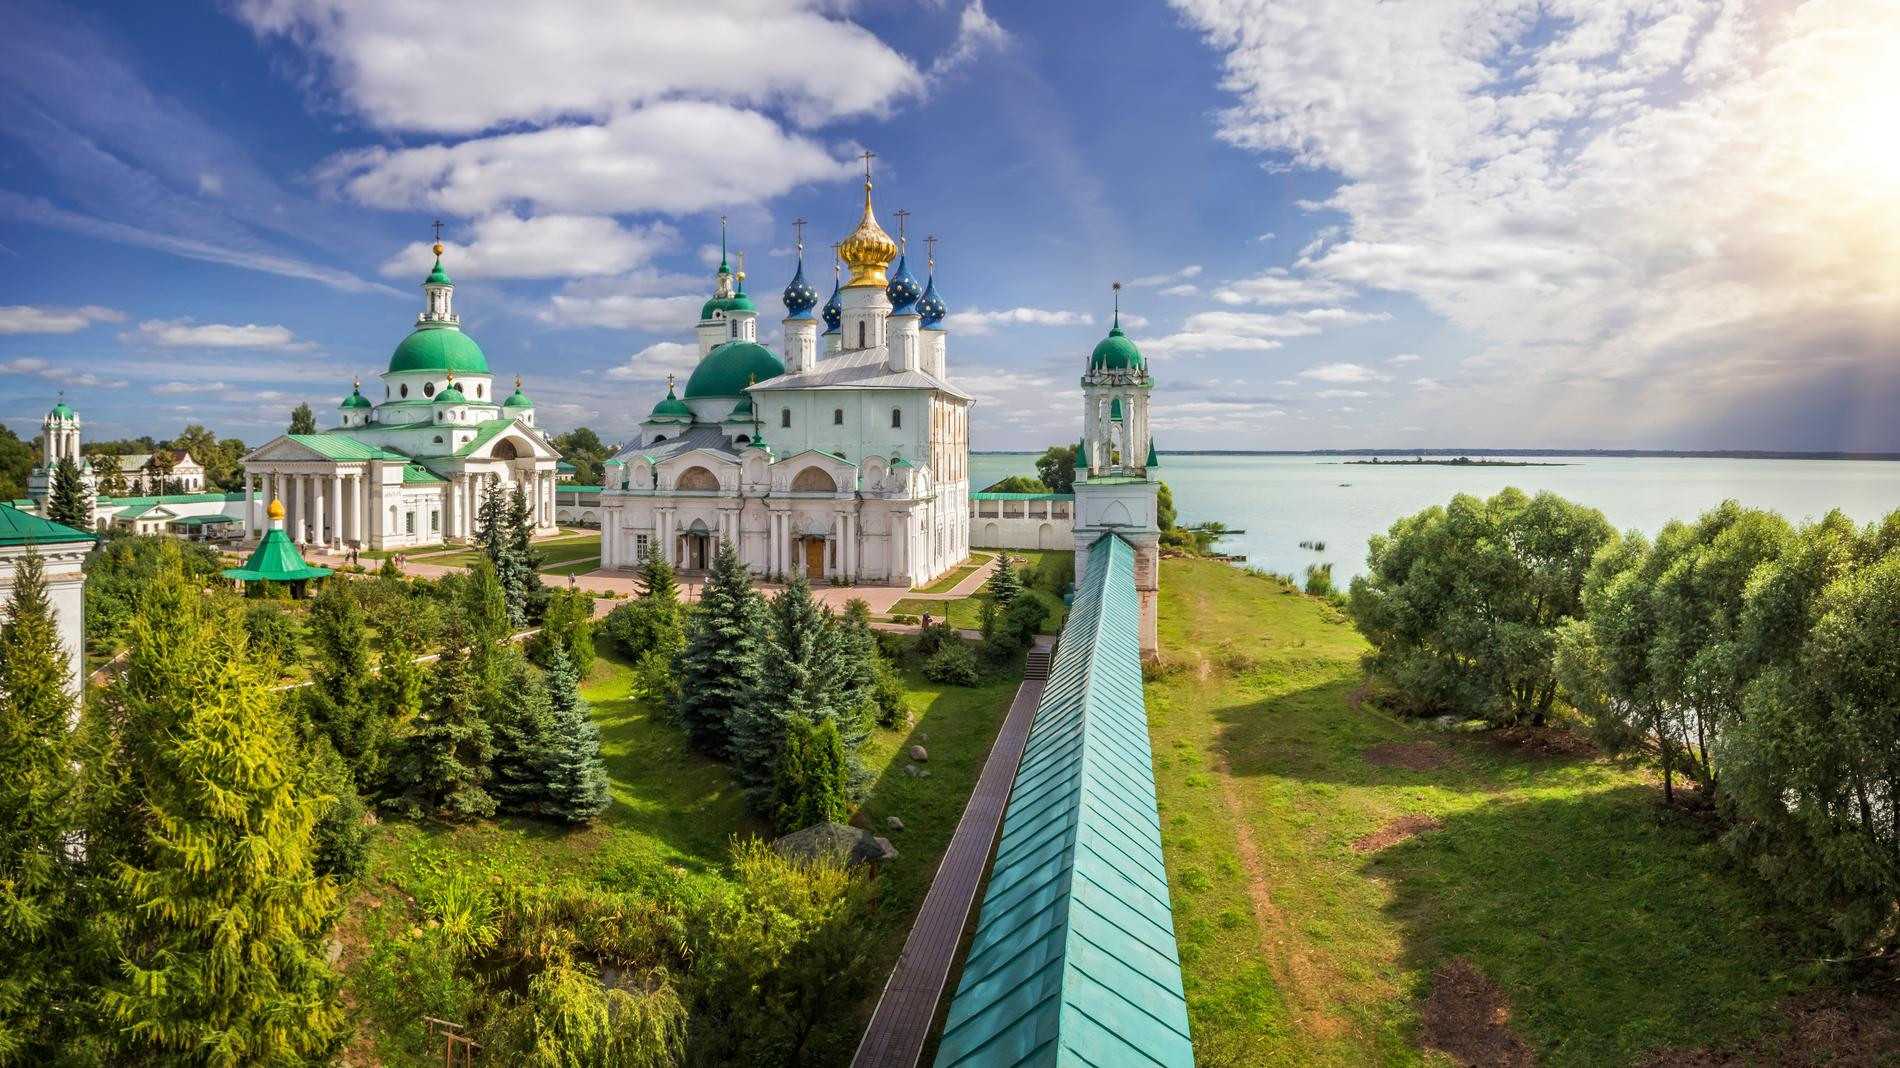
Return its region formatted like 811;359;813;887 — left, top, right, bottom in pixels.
1073;283;1161;657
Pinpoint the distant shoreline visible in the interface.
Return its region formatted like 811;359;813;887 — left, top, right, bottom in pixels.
974;448;1900;461
1341;458;1569;467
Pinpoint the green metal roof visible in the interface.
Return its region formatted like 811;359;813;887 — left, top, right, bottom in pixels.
280;434;404;461
0;504;95;547
222;528;331;583
99;491;246;507
425;257;453;286
934;534;1194;1068
167;514;240;527
972;492;1076;502
453;418;522;457
388;325;489;375
48;401;75;420
1089;326;1145;373
340;387;373;409
1147;440;1159;468
503;386;534;408
402;463;448;484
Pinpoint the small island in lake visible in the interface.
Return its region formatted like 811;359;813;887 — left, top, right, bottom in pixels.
1344;455;1571;467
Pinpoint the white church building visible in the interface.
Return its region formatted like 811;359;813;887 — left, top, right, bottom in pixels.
239;243;561;550
598;171;971;585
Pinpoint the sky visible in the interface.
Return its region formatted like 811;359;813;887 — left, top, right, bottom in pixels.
2;0;1898;453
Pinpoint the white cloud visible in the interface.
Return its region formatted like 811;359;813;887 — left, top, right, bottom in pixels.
1297;362;1390;383
1130;265;1203;287
233;0;923;134
39;367;128;389
540;266;709;330
0;304;124;334
604;341;699;383
930;1;1011;78
1144;307;1389;357
1;358;50;372
1413;377;1446;393
1209;268;1354;306
154;380;227;394
954;307;1095;336
381;214;676;280
321;102;855;217
128;318;305;349
1159;284;1199;297
1388;353;1422;365
1172;0;1900;447
1314;388;1370;398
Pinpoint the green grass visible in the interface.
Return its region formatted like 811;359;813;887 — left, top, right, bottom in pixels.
888;586;1067;635
411;534;602;571
1148;558;1816;1067
541;556;603;577
344;638;1025;1062
911;552;993;594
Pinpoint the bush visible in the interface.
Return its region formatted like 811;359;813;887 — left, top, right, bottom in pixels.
603;595;683;662
984;594;1050;664
242;599;300;670
1303;562;1335;597
871;659;907;728
922;640;982;686
913;619;957;660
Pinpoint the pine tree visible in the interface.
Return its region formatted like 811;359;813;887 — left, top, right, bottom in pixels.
528;587;595;676
987;552;1022;609
734;573;837;798
772;717;849;833
509;486;550;624
638;539;677;600
539;644;611;823
93;557;344;1062
308;737;369;881
475;483;538;629
490;656;556;816
44;455;88;530
303;579;387;784
673;539;767;760
407;618;498;820
0;553;80;1063
372;593;431;738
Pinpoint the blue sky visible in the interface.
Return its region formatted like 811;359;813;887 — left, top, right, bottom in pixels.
3;0;1898;452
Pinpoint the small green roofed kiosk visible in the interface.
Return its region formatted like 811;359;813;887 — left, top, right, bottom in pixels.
222;497;331;598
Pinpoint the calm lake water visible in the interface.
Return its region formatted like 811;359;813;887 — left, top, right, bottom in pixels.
972;453;1900;584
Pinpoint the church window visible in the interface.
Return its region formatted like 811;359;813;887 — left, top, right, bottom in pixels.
424;381;436;398
434;435;443;444
653;434;666;443
858;321;866;348
735;435;750;445
636;533;650;559
781;408;791;428
430;511;439;532
405;512;415;534
476;383;484;399
891;408;902;428
400;383;409;398
833;408;844;425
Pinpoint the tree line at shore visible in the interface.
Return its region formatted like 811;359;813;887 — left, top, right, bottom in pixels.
1349;488;1900;953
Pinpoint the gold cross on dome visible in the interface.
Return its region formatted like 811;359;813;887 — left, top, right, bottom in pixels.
793;218;807;253
924;234;938;270
860;150;876;182
893;209;910;246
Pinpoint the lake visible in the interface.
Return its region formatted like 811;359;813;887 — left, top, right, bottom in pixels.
971;453;1900;583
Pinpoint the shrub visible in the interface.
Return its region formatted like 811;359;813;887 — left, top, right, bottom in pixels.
922;640;982;686
871;659;907;728
1303;562;1335;597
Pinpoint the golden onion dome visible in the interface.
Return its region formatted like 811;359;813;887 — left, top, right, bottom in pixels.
838;179;898;288
267;498;285;522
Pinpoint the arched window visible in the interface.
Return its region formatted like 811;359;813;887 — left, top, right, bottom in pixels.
400;383;409;398
891;407;902;428
858;321;866;348
781;408;791;428
433;435;443;444
476;383;484;399
653;434;667;442
424;381;436;398
735;435;750;445
833;408;844;425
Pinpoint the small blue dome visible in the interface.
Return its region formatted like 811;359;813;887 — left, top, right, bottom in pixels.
917;274;947;328
782;257;817;318
821;274;843;333
886;253;922;313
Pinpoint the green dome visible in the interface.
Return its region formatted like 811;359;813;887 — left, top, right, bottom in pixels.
389;326;490;375
426;257;453;286
685;341;783;399
435;384;468;405
48;401;74;420
504;386;534;408
650;385;692;421
700;292;758;320
1090;326;1145;372
340;387;373;409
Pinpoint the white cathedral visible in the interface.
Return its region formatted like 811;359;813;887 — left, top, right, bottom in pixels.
238;244;561;550
598;173;971;585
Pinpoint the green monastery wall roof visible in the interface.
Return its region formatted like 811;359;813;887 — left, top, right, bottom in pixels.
0;504;96;546
971;492;1076;501
934;534;1194;1068
98;491;245;507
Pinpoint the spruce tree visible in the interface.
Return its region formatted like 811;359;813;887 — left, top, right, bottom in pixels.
93;557;344;1062
772;717;849;833
407;617;498;819
638;539;677;600
538;643;610;823
673;538;767;760
508;486;550;623
987;552;1022;609
490;655;556;816
741;576;874;805
303;579;386;783
0;552;80;1063
44;455;88;531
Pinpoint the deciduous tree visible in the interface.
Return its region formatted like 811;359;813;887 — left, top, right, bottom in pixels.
288;402;316;435
1035;444;1077;495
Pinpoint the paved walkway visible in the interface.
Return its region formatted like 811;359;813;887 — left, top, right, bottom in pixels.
849;641;1052;1068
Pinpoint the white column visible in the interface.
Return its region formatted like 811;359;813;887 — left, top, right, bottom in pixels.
312;477;327;551
245;473;258;539
328;474;342;548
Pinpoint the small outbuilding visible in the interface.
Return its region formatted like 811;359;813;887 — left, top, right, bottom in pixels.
221;498;330;598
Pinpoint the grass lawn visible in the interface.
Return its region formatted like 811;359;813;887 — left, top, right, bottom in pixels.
1148;557;1819;1067
888;586;1067;635
343;638;1024;1062
413;534;602;571
911;552;993;594
541;555;603;577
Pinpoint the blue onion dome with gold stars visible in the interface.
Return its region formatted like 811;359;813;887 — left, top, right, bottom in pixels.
782;257;817;318
821;274;843;333
886;253;922;313
917;274;947;328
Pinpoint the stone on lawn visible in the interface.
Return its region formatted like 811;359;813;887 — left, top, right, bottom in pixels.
904;763;919;777
920;770;931;778
910;745;929;762
887;816;904;830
